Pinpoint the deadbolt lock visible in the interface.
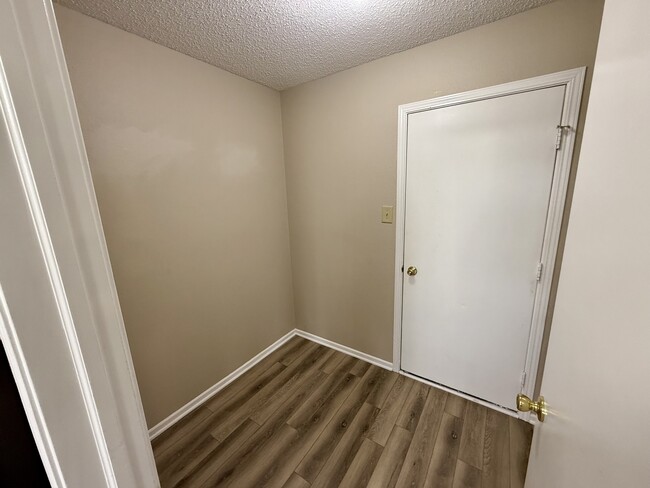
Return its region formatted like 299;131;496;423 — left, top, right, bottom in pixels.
406;266;418;276
516;394;547;422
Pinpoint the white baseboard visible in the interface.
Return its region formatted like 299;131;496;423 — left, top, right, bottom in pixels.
148;328;528;441
148;329;298;440
148;328;393;439
294;330;393;371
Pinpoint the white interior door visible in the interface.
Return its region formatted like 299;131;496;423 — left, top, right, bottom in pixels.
401;86;565;409
525;1;650;485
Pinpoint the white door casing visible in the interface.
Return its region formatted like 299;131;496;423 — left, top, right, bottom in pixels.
401;85;565;409
0;1;159;487
525;0;650;485
394;68;585;414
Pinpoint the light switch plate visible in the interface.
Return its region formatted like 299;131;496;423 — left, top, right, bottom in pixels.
381;205;394;224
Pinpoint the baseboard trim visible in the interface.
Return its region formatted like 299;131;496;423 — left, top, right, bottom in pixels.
148;328;530;440
148;328;393;439
148;329;298;440
294;330;393;371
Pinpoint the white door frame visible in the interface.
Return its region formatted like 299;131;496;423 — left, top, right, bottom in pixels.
393;68;586;417
0;1;159;486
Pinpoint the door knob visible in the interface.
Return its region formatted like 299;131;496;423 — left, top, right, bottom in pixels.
406;266;418;276
516;394;547;422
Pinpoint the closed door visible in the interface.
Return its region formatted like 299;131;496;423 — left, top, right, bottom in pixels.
401;86;565;408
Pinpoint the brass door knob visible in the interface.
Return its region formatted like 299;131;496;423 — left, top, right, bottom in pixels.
516;394;547;422
406;266;418;276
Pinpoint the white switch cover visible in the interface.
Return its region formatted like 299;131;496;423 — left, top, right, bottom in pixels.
381;205;394;224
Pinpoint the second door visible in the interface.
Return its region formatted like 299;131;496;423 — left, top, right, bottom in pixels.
401;85;565;409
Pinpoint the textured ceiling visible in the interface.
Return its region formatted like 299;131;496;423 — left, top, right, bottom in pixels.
57;0;553;90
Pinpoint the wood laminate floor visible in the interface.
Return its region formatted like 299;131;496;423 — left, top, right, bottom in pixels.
152;337;533;488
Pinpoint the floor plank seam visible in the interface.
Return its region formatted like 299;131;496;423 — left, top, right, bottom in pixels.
153;337;534;488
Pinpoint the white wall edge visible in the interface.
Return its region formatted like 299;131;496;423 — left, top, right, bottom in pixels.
1;50;113;486
293;330;393;371
0;287;66;488
3;1;160;485
148;329;299;440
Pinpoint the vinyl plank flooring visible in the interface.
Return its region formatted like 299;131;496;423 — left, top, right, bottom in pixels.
152;338;534;488
458;399;487;470
445;393;468;419
277;337;313;366
366;426;413;488
310;402;380;488
423;412;464;488
452;460;482;488
155;361;285;469
283;473;310;488
218;423;299;488
195;336;305;417
509;417;533;488
365;368;399;408
319;350;347;374
170;419;259;488
349;358;371;377
368;375;414;446
197;369;326;487
210;344;329;442
250;363;328;426
395;380;429;432
482;409;510;488
394;387;447;488
152;406;213;459
338;438;383;488
287;370;357;428
202;356;290;414
158;431;220;486
295;365;389;483
230;368;360;487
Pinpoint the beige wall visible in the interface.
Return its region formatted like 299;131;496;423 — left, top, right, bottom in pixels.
281;0;604;362
55;0;604;426
55;6;295;426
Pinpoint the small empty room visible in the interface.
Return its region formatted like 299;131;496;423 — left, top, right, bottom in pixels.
2;0;650;487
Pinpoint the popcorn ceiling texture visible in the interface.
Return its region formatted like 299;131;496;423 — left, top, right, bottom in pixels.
57;0;553;91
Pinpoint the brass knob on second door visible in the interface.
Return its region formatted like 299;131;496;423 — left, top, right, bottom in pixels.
406;266;418;276
516;394;547;422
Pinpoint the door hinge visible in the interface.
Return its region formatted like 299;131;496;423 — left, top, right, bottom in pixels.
520;371;527;388
555;125;572;150
535;262;543;282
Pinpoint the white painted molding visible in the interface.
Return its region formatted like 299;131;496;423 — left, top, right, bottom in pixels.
1;2;159;485
521;68;586;406
42;1;159;481
148;326;535;441
393;68;587;417
0;53;115;486
0;287;66;487
148;329;298;440
294;330;393;371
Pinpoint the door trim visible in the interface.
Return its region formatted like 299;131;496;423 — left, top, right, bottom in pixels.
393;68;586;415
1;1;159;486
